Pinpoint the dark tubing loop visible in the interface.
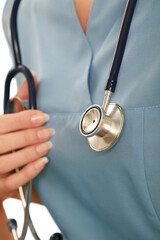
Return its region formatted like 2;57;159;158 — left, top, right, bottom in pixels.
10;0;22;66
4;65;37;113
105;0;137;92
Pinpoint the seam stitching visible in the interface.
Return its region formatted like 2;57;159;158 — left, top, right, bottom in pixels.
47;104;160;115
126;105;160;111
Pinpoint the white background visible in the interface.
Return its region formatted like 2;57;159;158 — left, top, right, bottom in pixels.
0;1;60;239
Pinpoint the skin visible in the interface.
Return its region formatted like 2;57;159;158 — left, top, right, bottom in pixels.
74;0;93;34
0;0;93;238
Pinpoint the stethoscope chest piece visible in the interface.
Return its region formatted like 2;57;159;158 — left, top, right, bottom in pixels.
80;103;124;151
79;0;137;152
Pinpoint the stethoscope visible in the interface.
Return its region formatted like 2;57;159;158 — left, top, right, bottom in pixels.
3;0;63;240
80;0;137;151
2;0;137;239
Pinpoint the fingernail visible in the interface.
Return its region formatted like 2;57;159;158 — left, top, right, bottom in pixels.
48;128;56;136
31;113;50;125
31;70;36;76
37;128;55;139
34;157;49;170
36;141;53;154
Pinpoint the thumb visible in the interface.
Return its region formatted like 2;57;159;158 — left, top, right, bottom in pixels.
16;71;38;100
13;71;39;112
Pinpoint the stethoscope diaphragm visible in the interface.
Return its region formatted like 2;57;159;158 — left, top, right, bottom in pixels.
80;103;124;151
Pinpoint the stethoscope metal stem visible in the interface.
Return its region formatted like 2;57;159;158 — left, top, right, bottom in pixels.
102;91;112;113
12;229;19;240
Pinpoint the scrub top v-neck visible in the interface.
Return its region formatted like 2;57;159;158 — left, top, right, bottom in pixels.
5;0;160;239
73;0;93;35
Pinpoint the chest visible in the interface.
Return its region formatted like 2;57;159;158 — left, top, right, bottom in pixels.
74;0;93;34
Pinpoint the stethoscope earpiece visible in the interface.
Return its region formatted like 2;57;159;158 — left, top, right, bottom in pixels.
49;233;63;240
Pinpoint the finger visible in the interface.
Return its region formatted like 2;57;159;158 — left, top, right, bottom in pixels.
0;127;55;155
0;110;50;135
0;141;53;174
1;157;49;194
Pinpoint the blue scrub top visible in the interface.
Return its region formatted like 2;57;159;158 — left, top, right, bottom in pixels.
3;0;160;239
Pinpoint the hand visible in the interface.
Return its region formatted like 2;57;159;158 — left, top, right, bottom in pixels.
0;72;54;202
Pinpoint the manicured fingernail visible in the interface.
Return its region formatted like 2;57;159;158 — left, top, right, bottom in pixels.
36;141;53;154
43;114;50;122
46;141;53;149
37;128;55;139
48;128;56;136
31;70;36;76
31;113;50;124
34;157;49;170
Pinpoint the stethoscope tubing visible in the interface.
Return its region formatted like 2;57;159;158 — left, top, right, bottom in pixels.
10;0;22;66
4;65;37;113
105;0;137;92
